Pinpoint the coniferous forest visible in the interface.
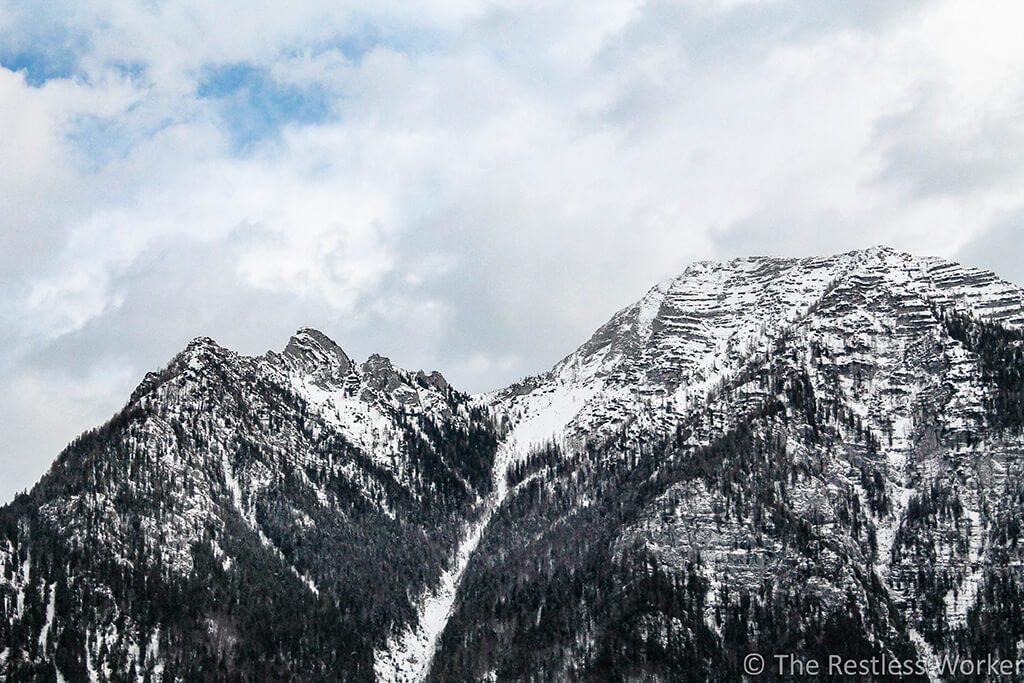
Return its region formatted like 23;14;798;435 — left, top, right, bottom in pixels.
5;251;1024;681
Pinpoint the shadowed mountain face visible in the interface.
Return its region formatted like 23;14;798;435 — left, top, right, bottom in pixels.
0;330;499;681
5;247;1024;681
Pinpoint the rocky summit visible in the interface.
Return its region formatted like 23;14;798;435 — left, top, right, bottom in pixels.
4;247;1024;681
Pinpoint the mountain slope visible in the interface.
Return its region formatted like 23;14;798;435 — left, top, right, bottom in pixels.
5;247;1024;682
0;330;499;681
431;247;1024;681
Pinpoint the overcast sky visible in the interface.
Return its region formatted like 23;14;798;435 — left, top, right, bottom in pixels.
1;0;1023;502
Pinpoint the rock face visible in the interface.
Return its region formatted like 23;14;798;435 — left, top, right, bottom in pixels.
435;247;1024;681
0;331;499;681
495;246;1024;444
280;327;355;386
4;246;1024;681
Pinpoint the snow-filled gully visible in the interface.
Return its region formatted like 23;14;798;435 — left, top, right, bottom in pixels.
373;437;517;682
374;391;581;682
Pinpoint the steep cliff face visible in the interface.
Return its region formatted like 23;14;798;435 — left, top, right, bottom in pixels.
433;247;1024;681
0;330;499;681
495;246;1024;445
4;247;1024;682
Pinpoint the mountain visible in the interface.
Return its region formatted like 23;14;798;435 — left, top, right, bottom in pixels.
0;329;500;681
5;247;1024;681
433;246;1024;681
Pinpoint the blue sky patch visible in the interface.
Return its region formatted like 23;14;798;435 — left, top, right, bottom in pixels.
197;62;335;150
1;47;79;86
66;114;133;168
304;22;443;65
108;60;148;83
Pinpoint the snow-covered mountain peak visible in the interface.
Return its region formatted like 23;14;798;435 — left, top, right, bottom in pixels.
0;328;502;682
279;327;354;383
179;334;230;364
6;247;1024;681
493;247;1024;453
183;334;222;350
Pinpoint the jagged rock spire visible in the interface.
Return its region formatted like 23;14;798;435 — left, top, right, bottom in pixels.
281;327;353;386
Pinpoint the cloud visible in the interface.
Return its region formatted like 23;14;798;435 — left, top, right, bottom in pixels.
196;62;337;149
872;84;1024;198
1;0;1023;502
956;210;1024;292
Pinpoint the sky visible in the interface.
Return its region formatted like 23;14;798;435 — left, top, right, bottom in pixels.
1;0;1023;502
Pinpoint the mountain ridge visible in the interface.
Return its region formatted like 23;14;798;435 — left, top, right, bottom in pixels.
437;246;1024;681
4;246;1024;681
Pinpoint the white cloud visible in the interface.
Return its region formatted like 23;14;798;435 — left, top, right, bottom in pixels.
1;0;1023;501
0;363;136;500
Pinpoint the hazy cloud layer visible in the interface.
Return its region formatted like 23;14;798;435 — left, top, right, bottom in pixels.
1;0;1023;501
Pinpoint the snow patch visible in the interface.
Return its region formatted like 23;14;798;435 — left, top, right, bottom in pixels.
374;512;489;682
944;506;985;626
221;450;319;595
38;582;56;653
15;550;30;615
147;627;164;681
908;628;941;682
375;391;584;682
